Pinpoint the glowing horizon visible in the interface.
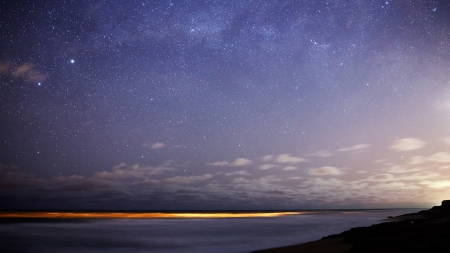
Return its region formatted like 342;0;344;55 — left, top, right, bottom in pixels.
0;212;306;219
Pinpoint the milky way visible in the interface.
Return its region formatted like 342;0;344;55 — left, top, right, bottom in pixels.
1;0;450;210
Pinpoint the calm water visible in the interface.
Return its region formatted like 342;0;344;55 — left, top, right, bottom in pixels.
0;209;420;253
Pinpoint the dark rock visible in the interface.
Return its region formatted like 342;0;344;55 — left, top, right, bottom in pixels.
325;200;450;252
254;200;450;253
441;200;450;208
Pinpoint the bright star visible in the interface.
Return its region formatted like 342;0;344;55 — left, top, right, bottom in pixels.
70;59;75;64
37;82;42;86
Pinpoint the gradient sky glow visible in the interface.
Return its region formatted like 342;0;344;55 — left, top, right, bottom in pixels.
1;0;450;210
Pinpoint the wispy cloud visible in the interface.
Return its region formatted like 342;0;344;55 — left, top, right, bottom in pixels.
307;150;332;157
94;162;171;180
441;137;450;145
261;155;274;162
419;180;450;188
206;161;228;166
225;170;251;176
427;152;450;163
151;142;166;149
231;177;250;184
1;61;47;82
366;173;396;182
367;171;439;182
232;158;254;166
408;156;424;165
390;138;426;151
385;166;422;174
142;142;167;149
275;154;306;163
308;166;343;176
258;164;278;170
160;174;213;184
338;144;369;152
282;166;298;171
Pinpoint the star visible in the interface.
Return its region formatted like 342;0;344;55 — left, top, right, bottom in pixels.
1;0;449;211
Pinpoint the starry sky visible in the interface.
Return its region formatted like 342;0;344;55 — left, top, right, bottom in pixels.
1;0;450;210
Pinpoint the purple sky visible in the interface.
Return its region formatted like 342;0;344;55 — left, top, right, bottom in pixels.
1;0;450;210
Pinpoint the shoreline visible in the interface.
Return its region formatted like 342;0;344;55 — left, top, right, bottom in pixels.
252;200;450;253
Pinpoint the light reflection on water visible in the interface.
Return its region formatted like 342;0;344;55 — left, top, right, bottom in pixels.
0;209;421;253
0;211;304;219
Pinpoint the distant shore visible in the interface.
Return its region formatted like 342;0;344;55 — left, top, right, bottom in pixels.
252;200;450;253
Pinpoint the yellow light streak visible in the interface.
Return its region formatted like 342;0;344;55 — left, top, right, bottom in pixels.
0;212;305;219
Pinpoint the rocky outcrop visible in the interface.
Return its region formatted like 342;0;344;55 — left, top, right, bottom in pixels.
323;200;450;253
253;200;450;253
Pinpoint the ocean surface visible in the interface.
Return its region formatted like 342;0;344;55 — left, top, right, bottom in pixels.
0;209;421;253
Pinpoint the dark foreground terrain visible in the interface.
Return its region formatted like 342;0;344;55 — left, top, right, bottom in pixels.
254;200;450;253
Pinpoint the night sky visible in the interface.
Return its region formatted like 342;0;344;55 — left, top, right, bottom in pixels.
1;0;450;210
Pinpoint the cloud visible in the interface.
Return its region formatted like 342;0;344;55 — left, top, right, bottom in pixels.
231;177;250;184
371;182;420;190
385;166;422;174
401;172;440;181
419;180;450;188
308;166;343;176
261;155;274;162
257;175;283;184
231;158;253;166
94;163;171;180
225;170;251;176
265;190;285;195
161;174;213;184
367;171;439;182
307;150;332;157
275;154;306;164
51;175;85;183
427;152;450;163
338;144;369;152
0;169;128;202
366;173;396;182
282;166;298;171
150;142;166;149
390;138;426;151
306;178;345;187
441;137;450;145
0;171;45;189
206;161;228;166
58;178;124;195
258;164;278;170
5;62;47;82
408;156;424;165
142;142;167;149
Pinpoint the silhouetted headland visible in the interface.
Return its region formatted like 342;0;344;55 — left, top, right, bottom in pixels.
253;200;450;253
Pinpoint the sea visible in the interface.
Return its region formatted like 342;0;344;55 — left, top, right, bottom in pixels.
0;209;421;253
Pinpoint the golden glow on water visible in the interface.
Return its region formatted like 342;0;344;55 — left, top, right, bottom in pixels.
0;212;305;219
